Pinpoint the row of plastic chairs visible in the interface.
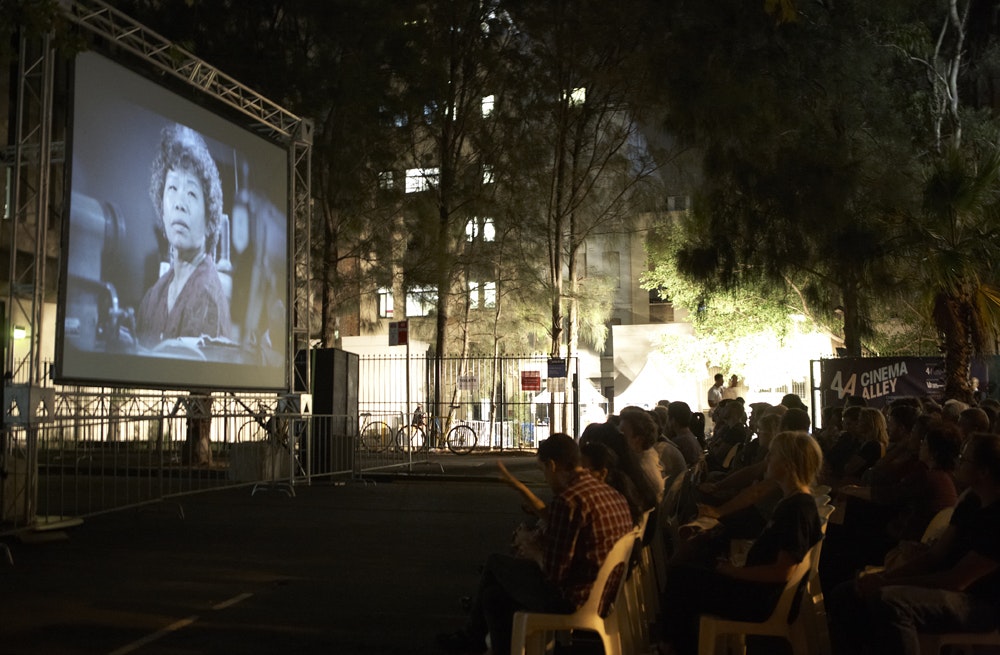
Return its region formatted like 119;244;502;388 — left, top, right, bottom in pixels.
508;476;837;655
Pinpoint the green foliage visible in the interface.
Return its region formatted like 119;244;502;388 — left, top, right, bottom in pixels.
644;216;809;347
0;0;83;66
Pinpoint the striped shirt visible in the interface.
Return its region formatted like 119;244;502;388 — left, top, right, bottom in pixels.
543;471;634;608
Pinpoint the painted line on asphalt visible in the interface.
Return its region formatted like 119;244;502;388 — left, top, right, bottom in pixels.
107;592;255;655
107;616;198;655
213;592;255;610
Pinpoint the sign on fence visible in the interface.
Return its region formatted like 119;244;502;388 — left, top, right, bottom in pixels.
818;356;990;408
521;371;542;391
547;357;566;378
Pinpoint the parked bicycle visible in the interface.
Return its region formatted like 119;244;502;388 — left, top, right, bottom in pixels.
396;417;478;455
359;412;394;452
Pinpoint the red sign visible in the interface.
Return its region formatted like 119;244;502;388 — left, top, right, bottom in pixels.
521;370;542;391
389;320;409;346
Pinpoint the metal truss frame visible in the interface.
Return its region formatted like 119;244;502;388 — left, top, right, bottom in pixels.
5;0;314;400
65;0;302;141
2;1;315;525
5;34;56;388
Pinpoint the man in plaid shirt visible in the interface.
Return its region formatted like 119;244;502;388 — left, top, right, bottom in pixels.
438;433;634;654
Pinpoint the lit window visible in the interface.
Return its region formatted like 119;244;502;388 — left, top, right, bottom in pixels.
406;287;437;317
481;95;495;117
482;164;495;185
469;282;480;310
378;287;394;318
378;171;394;190
465;217;496;242
569;87;586;106
406;167;439;193
469;281;497;309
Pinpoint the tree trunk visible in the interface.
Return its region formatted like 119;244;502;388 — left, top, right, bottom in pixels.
935;292;975;403
321;205;337;349
841;284;863;357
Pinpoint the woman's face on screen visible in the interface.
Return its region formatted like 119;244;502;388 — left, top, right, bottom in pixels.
162;165;208;256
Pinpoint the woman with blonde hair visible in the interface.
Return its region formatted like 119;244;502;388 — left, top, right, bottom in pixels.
659;431;824;654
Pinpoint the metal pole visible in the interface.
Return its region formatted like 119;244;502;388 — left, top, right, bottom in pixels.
405;326;412;469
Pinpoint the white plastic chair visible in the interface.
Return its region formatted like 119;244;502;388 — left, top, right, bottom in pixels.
619;510;656;654
697;538;823;655
510;528;640;655
801;505;835;655
920;505;955;544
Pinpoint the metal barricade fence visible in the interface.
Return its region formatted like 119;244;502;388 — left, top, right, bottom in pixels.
0;394;359;535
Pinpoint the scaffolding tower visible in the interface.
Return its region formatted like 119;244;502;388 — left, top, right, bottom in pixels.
2;0;313;524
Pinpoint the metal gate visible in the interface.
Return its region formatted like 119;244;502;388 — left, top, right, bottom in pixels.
357;354;582;451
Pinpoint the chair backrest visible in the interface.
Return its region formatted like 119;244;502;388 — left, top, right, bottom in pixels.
721;443;742;469
920;506;955;544
577;528;639;619
817;503;836;527
661;469;688;518
812;485;832;497
770;539;820;624
639;507;658;546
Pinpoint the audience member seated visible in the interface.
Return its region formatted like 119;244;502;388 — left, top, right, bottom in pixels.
942;399;970;424
581;441;645;526
658;431;824;655
705;401;750;474
438;434;634;655
823;407;887;489
701;412;780;493
619;406;666;503
867;404;922;487
691;411;809;539
815;405;844;452
652;405;688;483
821;420;961;592
823;405;862;465
829;432;1000;655
667;401;704;467
726;411;780;476
780;407;812;433
580;420;661;515
959;407;991;441
780;392;810;414
981;398;1000;432
747;401;773;435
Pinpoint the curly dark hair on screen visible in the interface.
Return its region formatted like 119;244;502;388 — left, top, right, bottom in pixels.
148;123;224;255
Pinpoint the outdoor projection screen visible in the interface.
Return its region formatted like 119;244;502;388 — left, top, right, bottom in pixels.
56;51;290;390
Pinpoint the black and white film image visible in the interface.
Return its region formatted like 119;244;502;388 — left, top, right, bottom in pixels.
59;52;289;390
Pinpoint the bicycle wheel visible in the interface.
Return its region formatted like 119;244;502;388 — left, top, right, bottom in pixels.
360;421;392;452
446;425;477;455
396;424;427;451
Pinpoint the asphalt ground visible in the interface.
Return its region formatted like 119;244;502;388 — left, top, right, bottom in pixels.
0;453;550;655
